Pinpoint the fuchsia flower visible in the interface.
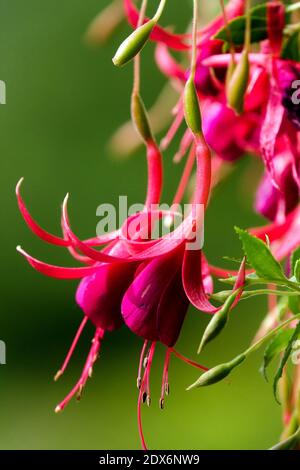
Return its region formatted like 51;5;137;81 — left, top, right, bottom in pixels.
16;0;300;450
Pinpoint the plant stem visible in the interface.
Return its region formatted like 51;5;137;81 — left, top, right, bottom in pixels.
133;0;148;95
190;0;199;81
244;314;300;358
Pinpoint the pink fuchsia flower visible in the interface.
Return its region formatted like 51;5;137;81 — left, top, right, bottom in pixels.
14;136;208;440
16;130;248;449
255;136;299;222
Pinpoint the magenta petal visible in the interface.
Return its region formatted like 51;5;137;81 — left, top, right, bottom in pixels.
260;62;285;189
121;251;182;340
76;261;136;331
182;249;218;313
255;172;279;221
273;206;300;260
156;270;189;347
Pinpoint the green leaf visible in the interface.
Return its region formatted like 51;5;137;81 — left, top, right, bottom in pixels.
282;31;300;62
260;329;294;381
214;16;268;45
288;294;300;315
250;4;268;19
235;227;286;281
295;260;300;283
273;321;300;403
292;247;300;275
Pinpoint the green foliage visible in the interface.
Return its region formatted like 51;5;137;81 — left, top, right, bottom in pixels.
260;329;294;381
282;30;300;61
215;16;267;45
235;228;286;281
273;322;300;403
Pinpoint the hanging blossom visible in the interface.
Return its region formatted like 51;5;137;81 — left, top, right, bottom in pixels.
17;0;300;450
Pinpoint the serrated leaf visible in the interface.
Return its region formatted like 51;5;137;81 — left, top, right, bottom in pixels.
214;16;268;45
260;329;294;381
235;227;286;281
282;30;300;62
273;321;300;403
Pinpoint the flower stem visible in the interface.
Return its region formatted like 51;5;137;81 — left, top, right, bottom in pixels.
244;0;251;51
133;0;148;94
190;0;199;81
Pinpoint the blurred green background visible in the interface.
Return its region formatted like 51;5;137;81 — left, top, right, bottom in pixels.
0;0;282;450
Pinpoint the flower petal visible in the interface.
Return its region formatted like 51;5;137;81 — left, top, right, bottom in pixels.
62;195;131;264
17;246;100;279
16;178;69;247
182;249;218;313
156;269;189;347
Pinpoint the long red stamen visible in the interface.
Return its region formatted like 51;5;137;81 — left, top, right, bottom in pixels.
171;348;208;371
137;342;156;450
160;348;171;409
145;342;156;406
137;340;148;389
54;316;89;381
55;328;104;412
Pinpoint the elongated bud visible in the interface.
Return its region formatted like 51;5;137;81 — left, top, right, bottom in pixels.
187;354;246;390
183;78;202;137
225;57;236;94
226;49;249;115
198;290;241;354
131;92;153;143
112;19;155;67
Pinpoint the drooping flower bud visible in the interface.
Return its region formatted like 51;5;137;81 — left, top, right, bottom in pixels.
187;353;246;389
198;289;241;354
226;49;249;114
131;92;153;143
225;57;236;94
113;19;155;67
183;78;202;137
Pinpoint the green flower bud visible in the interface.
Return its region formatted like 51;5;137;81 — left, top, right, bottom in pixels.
225;57;236;94
112;19;155;67
198;289;240;354
131;92;153;143
227;49;249;115
187;354;246;390
183;78;202;136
